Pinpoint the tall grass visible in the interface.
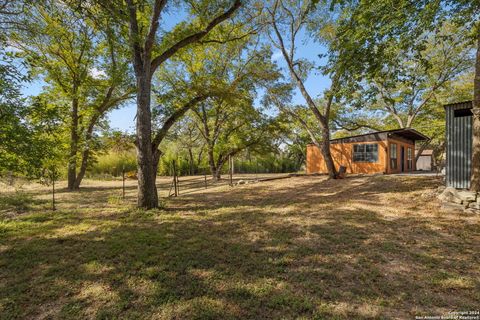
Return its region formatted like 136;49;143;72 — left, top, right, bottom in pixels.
89;150;303;178
89;151;137;177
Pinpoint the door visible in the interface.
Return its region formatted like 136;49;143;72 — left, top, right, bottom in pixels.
401;146;405;172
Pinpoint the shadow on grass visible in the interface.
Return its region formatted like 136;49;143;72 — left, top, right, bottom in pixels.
1;185;479;319
0;192;50;217
169;175;443;212
0;177;480;319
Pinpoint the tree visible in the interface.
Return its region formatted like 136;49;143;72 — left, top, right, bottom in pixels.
335;22;474;161
171;116;204;175
361;23;473;129
74;0;244;208
192;96;273;180
266;0;343;179
0;50;63;178
9;1;134;190
150;24;278;179
331;0;480;190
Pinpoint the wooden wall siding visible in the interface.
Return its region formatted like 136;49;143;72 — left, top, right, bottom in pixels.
386;138;416;174
307;138;416;175
307;140;388;174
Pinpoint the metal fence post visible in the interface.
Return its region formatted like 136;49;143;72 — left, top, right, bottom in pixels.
51;167;56;211
229;155;233;187
204;169;207;189
122;167;125;199
172;160;178;197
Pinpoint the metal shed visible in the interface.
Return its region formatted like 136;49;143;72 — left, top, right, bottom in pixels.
445;101;473;189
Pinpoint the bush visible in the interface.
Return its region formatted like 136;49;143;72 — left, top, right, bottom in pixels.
89;151;137;178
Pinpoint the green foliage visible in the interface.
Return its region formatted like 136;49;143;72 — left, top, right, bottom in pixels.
151;23;282;178
327;0;445;84
6;0;134;186
358;22;472;127
88;131;137;178
89;152;137;178
0;48;62;178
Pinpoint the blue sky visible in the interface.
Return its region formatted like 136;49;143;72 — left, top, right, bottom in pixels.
19;12;331;133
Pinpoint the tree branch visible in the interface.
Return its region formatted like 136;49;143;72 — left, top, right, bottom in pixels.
151;95;207;150
150;0;241;75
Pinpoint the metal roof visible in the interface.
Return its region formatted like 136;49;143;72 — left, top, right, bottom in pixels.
444;100;473;109
329;128;429;144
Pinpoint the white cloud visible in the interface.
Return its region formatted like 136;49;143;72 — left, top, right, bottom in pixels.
90;67;107;79
271;51;283;61
5;45;21;53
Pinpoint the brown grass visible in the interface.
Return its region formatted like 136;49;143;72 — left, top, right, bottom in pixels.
0;174;479;319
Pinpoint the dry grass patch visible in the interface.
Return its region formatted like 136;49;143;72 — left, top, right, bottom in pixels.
0;174;479;319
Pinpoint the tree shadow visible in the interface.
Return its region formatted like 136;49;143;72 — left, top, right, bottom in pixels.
1;176;479;319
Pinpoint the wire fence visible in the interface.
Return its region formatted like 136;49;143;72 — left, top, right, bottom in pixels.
1;158;294;211
155;172;290;198
155;158;293;197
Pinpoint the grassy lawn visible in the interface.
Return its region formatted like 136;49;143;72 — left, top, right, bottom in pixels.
0;175;479;319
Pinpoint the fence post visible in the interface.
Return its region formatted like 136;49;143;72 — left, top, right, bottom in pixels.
8;171;14;186
172;160;178;197
122;167;125;199
51;167;56;211
204;169;207;189
176;172;180;195
229;155;233;187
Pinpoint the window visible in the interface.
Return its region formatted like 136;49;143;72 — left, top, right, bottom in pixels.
454;108;473;117
390;143;397;169
353;144;378;162
407;148;413;170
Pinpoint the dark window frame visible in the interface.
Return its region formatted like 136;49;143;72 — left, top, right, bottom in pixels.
353;143;379;163
407;148;413;170
390;143;398;169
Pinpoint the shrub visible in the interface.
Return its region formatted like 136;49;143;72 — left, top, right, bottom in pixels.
89;151;137;178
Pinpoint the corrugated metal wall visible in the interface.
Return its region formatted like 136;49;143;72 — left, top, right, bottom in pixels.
445;101;473;189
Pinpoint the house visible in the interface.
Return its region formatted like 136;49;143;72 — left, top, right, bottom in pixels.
445;101;473;189
416;149;433;171
306;128;429;175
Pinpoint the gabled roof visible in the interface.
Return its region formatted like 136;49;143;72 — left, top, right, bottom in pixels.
444;101;472;109
416;149;433;156
329;128;429;144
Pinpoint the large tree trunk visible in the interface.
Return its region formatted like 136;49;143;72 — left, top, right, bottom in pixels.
74;148;89;190
197;147;204;168
124;0;241;209
471;32;480;192
74;126;96;190
67;93;79;191
152;149;161;178
271;16;337;179
188;148;194;175
207;147;219;180
214;166;222;180
214;156;226;180
319;124;337;179
136;76;158;208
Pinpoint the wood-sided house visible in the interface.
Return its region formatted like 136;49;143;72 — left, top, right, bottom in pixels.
306;128;429;175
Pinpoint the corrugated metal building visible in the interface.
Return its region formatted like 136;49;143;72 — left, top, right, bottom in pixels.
445;101;473;189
